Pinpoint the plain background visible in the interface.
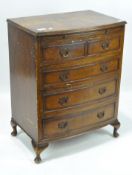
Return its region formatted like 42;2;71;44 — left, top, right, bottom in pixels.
0;0;132;175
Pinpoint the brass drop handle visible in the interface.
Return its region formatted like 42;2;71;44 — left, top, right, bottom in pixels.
101;41;109;50
58;96;69;106
98;87;106;95
100;64;108;72
59;71;69;82
58;121;68;129
97;111;105;119
60;48;69;58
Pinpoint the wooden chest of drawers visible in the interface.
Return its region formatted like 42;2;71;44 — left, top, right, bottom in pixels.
7;10;126;163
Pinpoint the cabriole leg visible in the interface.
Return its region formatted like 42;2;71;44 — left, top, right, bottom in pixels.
111;119;120;138
11;118;17;136
31;140;48;164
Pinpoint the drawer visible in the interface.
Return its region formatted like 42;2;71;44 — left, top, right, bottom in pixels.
44;80;116;110
40;27;124;64
88;36;120;55
41;42;86;62
43;103;115;138
41;58;119;85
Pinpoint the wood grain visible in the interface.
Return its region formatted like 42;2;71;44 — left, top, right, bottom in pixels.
44;79;117;110
43;103;115;138
40;58;119;85
7;10;126;36
8;24;38;142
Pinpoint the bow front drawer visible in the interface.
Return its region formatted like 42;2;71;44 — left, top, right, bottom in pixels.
40;58;119;86
43;103;115;138
43;80;117;110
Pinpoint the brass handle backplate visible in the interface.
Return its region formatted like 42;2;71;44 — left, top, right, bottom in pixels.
101;41;109;50
59;71;69;82
58;121;68;129
97;111;105;119
58;96;69;106
98;87;107;95
100;64;108;72
59;48;69;58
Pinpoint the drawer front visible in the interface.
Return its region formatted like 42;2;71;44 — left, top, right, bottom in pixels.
43;103;115;138
40;27;124;64
41;58;119;85
88;36;120;55
42;42;86;61
44;80;116;110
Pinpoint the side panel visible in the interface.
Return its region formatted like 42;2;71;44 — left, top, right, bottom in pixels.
8;23;38;142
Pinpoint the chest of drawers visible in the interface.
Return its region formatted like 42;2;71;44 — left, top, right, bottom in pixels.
7;10;126;163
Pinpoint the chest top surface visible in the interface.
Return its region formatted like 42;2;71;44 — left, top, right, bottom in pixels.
7;10;126;36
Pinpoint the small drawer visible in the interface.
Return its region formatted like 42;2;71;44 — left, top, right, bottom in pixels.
41;58;119;85
88;36;120;55
41;42;86;62
43;103;115;138
44;80;116;110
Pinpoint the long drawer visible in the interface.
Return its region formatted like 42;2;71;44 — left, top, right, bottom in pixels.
43;79;117;111
43;102;115;138
40;58;119;86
